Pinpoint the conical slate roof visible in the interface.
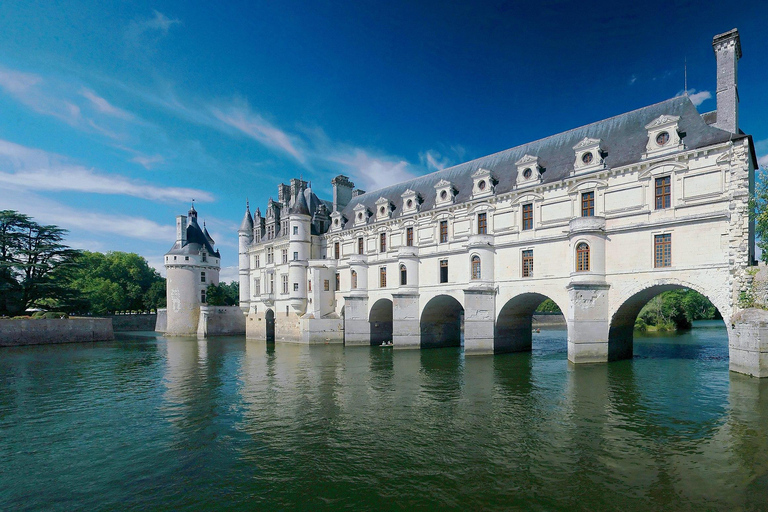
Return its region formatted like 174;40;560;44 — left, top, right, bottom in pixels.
239;206;254;233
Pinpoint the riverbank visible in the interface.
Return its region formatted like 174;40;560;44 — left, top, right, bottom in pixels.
0;317;114;347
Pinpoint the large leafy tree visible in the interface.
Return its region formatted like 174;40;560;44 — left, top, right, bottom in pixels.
0;210;81;316
206;281;239;306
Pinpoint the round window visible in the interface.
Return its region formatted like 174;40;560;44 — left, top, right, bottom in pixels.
357;212;363;220
582;152;593;164
523;168;532;179
440;190;448;200
478;180;486;190
379;206;385;214
407;199;413;208
656;131;670;146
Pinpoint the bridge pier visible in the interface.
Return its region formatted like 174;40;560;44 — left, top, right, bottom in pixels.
464;287;496;355
729;309;768;378
393;293;420;349
566;283;611;364
343;295;370;346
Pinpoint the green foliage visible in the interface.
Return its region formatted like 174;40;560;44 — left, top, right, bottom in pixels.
0;210;81;316
206;281;239;306
535;298;562;313
57;250;165;314
739;290;756;309
753;169;768;263
636;289;717;331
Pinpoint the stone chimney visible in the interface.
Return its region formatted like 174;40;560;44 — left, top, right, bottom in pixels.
277;183;291;206
176;215;187;244
331;175;354;212
712;28;741;134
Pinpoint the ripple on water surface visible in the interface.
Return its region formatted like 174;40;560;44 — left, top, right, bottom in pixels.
1;323;768;511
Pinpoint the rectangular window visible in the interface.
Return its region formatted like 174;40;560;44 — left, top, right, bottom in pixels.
308;280;312;292
200;271;206;283
254;278;260;294
335;272;340;291
351;271;357;289
654;234;672;267
267;247;273;264
293;226;298;235
293;283;299;291
477;213;487;234
293;251;298;261
201;290;206;303
522;250;533;277
324;279;330;291
406;227;414;247
185;256;189;261
440;220;448;243
380;266;387;287
202;253;207;262
655;176;671;209
255;256;260;268
581;191;594;217
282;249;287;264
522;203;533;230
380;232;387;253
440;259;448;283
282;274;288;294
334;242;340;259
269;274;274;294
358;237;364;255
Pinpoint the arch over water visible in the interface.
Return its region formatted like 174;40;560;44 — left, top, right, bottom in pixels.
369;298;393;346
421;295;464;349
496;293;566;353
265;309;275;342
608;282;725;361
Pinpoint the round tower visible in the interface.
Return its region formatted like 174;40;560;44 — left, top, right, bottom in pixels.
288;188;312;313
238;201;254;312
164;204;221;336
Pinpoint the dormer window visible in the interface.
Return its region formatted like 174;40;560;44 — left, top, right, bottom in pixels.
400;189;421;216
329;211;345;232
572;137;605;175
375;197;392;221
644;115;683;159
471;168;495;199
434;179;456;206
353;203;369;226
515;154;542;187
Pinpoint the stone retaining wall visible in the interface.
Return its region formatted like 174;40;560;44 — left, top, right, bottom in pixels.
0;318;114;347
109;314;157;332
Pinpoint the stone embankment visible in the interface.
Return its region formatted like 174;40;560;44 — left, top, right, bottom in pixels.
0;318;114;347
532;313;566;328
108;314;157;331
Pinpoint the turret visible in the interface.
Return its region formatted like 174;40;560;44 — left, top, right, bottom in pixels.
239;201;254;311
712;28;741;134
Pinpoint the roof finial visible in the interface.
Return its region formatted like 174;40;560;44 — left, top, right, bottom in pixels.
246;197;250;211
684;57;688;95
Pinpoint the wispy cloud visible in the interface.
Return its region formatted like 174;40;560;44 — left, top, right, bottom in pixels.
80;88;135;120
758;154;768;169
324;147;418;191
0;139;213;202
678;88;712;107
629;74;637;85
419;149;453;172
130;154;165;169
125;10;181;49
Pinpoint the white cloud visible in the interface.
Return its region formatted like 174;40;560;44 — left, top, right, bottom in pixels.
629;74;637;85
758;154;768;169
678;88;712;107
0;139;213;202
80;88;135;120
211;103;306;163
325;147;418;191
0;66;82;125
131;154;165;169
125;10;181;47
419;149;452;172
219;266;239;284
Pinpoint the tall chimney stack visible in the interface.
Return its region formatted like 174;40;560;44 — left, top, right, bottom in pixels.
712;28;741;134
331;175;354;212
176;215;187;244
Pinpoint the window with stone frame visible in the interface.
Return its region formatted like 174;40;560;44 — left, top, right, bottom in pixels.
293;251;298;261
281;274;288;294
380;267;387;287
477;213;487;235
351;270;357;289
576;242;590;272
293;283;299;291
358;237;364;254
269;274;274;293
324;279;330;291
406;227;414;247
522;203;533;230
655;176;671;209
654;234;672;267
440;220;448;243
267;247;273;264
439;259;448;283
471;255;481;280
380;232;387;253
254;278;260;294
335;273;340;291
522;250;533;277
255;256;260;268
334;242;340;259
581;191;594;217
400;264;407;286
282;249;288;264
293;226;298;235
201;290;206;303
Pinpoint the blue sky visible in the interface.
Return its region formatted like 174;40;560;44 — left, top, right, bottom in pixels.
1;0;767;281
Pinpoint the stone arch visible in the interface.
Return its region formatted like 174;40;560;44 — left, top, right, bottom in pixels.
369;298;393;346
265;308;275;342
495;292;567;353
608;278;728;361
420;295;464;349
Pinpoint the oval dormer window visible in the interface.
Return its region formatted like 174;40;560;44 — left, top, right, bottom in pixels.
379;206;385;215
478;180;486;191
440;190;448;200
656;131;670;146
582;152;593;165
357;212;363;220
334;219;339;226
523;168;532;179
407;199;413;208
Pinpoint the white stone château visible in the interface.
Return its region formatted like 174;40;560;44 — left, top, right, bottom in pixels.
240;29;767;376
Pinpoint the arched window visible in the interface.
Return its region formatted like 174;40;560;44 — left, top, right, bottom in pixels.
471;255;481;280
400;264;407;286
351;270;357;289
576;242;590;272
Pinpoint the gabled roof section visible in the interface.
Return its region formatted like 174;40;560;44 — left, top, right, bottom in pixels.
339;95;734;223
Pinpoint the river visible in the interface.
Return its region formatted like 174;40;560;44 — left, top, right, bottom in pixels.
1;320;767;511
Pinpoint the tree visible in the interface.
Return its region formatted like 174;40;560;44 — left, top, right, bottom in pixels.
0;210;80;316
206;281;239;306
753;168;768;263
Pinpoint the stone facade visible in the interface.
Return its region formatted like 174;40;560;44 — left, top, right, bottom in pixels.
239;30;764;375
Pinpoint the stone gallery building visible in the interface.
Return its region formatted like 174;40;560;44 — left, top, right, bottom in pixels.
239;29;765;376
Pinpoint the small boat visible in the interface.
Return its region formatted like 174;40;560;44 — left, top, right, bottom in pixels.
533;328;540;333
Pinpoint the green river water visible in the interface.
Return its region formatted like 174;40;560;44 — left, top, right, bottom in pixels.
1;321;767;511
